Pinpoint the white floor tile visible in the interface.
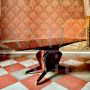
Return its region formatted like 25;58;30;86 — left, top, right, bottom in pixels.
27;53;36;59
0;68;8;76
1;82;28;90
81;82;90;90
19;59;38;67
11;68;34;80
86;60;90;64
0;59;17;67
71;71;90;82
42;82;68;90
44;72;57;79
44;71;66;82
63;59;84;66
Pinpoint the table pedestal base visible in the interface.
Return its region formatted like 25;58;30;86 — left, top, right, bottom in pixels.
25;48;70;85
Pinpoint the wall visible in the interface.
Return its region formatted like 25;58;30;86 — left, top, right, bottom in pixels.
0;0;86;42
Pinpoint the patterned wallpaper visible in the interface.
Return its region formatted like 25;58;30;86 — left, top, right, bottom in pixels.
0;0;86;49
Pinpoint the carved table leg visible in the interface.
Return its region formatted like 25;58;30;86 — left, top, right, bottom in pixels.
25;50;45;74
36;50;63;85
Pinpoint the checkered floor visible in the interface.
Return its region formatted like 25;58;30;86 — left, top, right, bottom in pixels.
0;53;90;90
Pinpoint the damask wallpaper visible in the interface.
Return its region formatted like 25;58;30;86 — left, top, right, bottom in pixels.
0;0;86;49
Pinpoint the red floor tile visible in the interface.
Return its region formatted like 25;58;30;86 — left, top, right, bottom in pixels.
73;64;90;72
0;74;17;89
57;75;87;90
60;57;68;62
4;63;25;72
0;54;10;61
14;56;29;62
21;74;51;90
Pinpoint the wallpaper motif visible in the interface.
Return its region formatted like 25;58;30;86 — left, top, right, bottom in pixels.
0;0;86;49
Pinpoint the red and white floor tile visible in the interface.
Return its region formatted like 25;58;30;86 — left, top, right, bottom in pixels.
0;53;90;90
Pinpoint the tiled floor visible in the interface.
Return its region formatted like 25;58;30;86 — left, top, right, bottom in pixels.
59;41;90;52
0;53;90;90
